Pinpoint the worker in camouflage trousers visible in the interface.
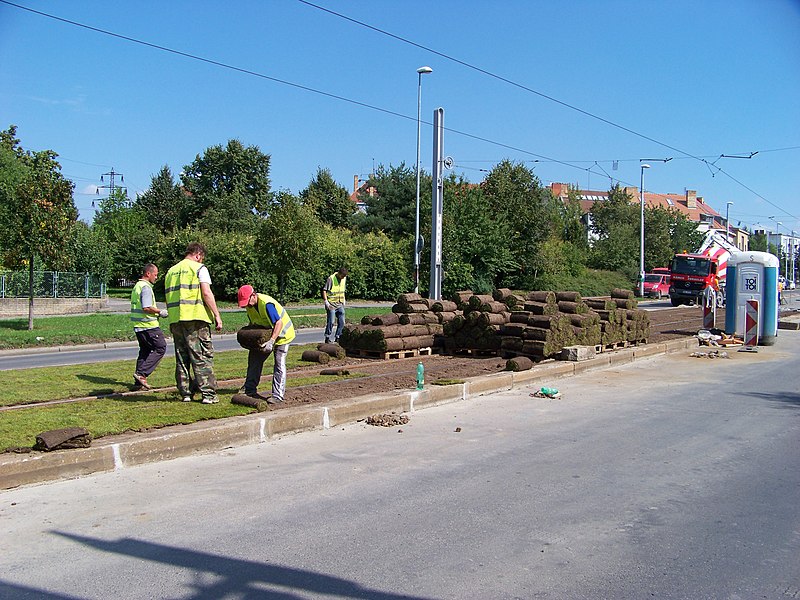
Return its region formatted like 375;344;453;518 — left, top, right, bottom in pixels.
164;242;223;405
130;263;168;390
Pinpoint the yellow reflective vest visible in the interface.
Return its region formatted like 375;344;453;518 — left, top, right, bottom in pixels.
246;293;295;345
164;258;212;325
130;279;159;330
325;273;346;305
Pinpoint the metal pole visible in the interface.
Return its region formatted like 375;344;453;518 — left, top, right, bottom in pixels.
639;164;650;297
414;66;432;294
725;201;733;244
792;230;796;286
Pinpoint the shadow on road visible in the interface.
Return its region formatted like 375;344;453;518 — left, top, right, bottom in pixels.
23;531;438;600
742;390;800;409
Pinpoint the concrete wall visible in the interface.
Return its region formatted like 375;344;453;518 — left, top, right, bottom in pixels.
0;297;107;318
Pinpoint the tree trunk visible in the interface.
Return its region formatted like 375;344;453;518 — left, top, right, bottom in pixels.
27;253;34;331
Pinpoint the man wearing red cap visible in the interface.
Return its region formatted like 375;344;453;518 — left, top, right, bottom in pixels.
237;285;295;404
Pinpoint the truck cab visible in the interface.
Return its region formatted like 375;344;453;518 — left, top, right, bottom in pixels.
669;254;718;307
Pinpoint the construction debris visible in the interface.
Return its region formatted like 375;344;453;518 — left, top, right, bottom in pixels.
365;413;409;427
689;350;730;359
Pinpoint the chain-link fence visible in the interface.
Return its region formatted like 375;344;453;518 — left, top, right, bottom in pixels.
0;272;105;298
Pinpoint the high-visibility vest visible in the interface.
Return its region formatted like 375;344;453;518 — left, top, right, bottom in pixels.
246;293;296;345
164;258;212;325
130;279;159;330
326;273;346;305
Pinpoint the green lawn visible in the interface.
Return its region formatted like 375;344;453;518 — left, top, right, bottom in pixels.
0;343;366;450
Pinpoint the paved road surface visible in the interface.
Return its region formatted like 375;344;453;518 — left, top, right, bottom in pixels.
1;332;798;598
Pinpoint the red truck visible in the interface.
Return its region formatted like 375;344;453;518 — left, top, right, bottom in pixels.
668;231;736;307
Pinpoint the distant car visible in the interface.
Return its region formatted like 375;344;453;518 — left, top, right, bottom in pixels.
643;273;671;299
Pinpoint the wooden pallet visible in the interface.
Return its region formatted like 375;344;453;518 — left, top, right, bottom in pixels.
446;348;500;357
346;347;433;360
596;339;648;353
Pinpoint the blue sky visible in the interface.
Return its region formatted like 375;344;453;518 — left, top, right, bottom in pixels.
1;0;798;237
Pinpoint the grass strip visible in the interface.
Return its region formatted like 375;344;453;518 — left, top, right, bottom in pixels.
0;368;366;450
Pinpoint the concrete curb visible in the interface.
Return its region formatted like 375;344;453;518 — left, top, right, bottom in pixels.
0;337;696;491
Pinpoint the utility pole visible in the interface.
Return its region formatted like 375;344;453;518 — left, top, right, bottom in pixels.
95;168;127;207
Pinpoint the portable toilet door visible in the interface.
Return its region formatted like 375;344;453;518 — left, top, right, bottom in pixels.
725;251;780;345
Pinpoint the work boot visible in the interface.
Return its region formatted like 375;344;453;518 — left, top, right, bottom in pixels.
133;373;152;390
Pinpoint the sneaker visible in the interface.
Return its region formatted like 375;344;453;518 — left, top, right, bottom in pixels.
201;397;220;404
266;396;284;405
182;396;192;402
133;373;152;390
324;338;331;344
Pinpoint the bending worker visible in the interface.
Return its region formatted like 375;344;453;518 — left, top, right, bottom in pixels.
164;242;223;405
237;284;295;404
130;262;168;390
322;267;348;344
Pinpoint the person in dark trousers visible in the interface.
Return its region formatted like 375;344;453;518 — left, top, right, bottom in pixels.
322;267;348;343
130;263;168;390
237;284;295;404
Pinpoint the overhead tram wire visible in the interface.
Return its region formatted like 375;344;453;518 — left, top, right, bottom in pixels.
297;0;798;221
5;0;795;221
0;1;605;189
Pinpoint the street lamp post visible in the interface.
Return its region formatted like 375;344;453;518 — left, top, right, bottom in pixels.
639;163;650;297
725;201;734;244
414;66;433;294
792;230;797;287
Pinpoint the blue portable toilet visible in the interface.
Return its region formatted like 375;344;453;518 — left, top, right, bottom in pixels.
725;251;779;345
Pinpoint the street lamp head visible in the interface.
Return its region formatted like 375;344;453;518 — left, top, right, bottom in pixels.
641;163;651;170
417;66;433;74
727;201;734;206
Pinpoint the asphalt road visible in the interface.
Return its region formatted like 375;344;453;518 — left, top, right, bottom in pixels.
1;331;798;599
0;328;326;371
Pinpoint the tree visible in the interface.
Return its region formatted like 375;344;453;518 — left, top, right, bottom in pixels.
588;184;639;281
0;125;78;329
441;175;517;293
353;163;429;240
255;192;324;301
136;166;189;232
749;231;767;252
181;139;271;232
65;221;114;283
93;188;161;283
480;160;561;287
300;167;356;229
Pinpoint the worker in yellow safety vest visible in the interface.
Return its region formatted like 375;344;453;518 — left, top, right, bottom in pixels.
130;263;168;390
164;242;223;405
322;267;348;343
237;284;295;404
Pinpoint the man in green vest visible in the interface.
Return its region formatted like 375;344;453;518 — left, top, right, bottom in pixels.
322;267;348;344
237;284;296;404
130;263;168;390
164;242;223;404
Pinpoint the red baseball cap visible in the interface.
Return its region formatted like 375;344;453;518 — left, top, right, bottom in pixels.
237;285;254;307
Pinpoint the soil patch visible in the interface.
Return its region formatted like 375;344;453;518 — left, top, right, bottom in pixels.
278;306;709;409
